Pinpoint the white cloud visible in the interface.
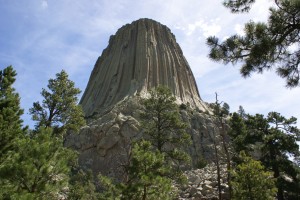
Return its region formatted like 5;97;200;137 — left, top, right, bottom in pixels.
234;24;245;36
180;20;221;38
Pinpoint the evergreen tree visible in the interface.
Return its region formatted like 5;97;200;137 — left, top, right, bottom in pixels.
68;168;100;200
229;111;300;199
99;140;175;200
121;140;175;200
207;0;300;87
0;128;76;199
231;151;277;200
140;86;191;182
29;70;85;135
0;66;24;159
212;93;232;199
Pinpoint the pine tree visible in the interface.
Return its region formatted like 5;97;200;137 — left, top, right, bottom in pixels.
0;128;76;199
231;151;277;200
121;140;175;200
212;93;232;199
29;70;85;135
207;0;300;88
0;66;24;159
68;168;100;200
0;66;26;199
140;86;191;182
99;140;175;200
229;111;300;199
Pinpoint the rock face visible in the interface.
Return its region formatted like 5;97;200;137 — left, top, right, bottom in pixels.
80;18;209;117
65;19;225;193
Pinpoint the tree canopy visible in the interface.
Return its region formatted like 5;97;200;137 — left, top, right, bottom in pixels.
231;151;277;200
0;66;24;158
0;68;93;199
207;0;300;88
0;128;76;199
140;86;191;182
229;111;300;199
29;70;85;135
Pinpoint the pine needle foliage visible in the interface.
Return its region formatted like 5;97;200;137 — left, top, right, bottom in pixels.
231;151;277;200
207;0;300;88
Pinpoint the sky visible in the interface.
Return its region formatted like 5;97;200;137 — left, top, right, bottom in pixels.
1;0;300;128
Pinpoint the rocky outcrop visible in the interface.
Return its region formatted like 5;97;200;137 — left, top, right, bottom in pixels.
65;19;226;193
80;18;209;118
65;96;222;180
178;164;230;200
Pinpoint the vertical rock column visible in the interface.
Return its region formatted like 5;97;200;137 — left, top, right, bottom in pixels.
80;18;208;117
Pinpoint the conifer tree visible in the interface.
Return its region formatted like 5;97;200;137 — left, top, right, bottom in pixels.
68;168;100;200
140;86;191;182
99;140;175;200
121;140;175;200
207;0;300;87
231;151;277;200
29;70;85;135
0;66;26;199
212;93;232;199
0;66;24;158
0;128;76;199
229;111;300;199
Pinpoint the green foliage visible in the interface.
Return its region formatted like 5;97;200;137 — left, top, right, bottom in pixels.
68;169;100;200
223;0;256;13
29;70;85;135
141;86;191;160
231;151;277;200
140;86;191;182
0;68;95;199
98;175;123;200
212;93;230;117
179;103;187;110
122;140;175;200
207;0;300;87
229;111;300;199
99;140;175;200
0;66;24;158
0;128;76;199
195;155;208;169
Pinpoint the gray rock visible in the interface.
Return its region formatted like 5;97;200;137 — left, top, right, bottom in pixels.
79;18;210;118
64;20;232;200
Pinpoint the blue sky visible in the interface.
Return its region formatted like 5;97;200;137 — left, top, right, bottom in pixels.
1;0;300;128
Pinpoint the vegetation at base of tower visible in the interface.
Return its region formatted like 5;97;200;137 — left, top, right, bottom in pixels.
0;127;76;199
68;168;100;200
29;70;85;135
100;140;175;200
207;0;300;88
0;66;98;199
1;66;300;199
231;151;277;200
99;86;190;199
229;111;300;200
140;86;191;183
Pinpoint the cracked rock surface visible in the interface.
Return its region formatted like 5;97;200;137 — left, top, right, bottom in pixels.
80;18;209;118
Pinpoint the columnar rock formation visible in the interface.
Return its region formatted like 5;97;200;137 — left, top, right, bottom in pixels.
66;19;224;193
80;18;209;117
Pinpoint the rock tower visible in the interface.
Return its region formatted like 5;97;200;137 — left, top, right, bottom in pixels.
80;18;209;117
66;19;221;182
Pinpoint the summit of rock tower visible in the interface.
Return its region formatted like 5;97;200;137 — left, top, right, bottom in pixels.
80;18;209;117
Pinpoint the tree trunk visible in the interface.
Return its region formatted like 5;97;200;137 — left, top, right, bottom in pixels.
214;138;222;200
